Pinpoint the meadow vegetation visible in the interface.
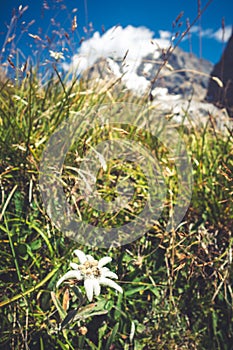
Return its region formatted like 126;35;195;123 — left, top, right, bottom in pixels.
0;3;233;350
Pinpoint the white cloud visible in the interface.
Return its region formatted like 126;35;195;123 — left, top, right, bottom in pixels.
158;30;172;40
63;24;232;95
64;25;170;93
211;26;232;42
189;26;199;34
189;24;232;43
201;28;214;37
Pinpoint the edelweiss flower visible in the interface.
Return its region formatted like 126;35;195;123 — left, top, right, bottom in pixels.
56;249;123;302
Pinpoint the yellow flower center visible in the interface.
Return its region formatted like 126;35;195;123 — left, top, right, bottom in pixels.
79;260;101;277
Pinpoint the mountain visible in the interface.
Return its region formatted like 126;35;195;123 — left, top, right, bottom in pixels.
206;27;233;118
138;47;213;100
82;46;213;99
81;42;232;130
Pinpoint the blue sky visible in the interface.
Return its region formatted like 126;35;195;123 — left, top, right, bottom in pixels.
0;0;232;68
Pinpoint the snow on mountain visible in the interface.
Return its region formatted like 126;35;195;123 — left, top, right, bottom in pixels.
64;25;231;130
64;25;214;98
64;25;170;94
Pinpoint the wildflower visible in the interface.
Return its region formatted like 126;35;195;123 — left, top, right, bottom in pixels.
49;50;65;61
56;249;123;302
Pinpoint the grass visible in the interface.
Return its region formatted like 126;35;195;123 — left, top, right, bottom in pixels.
0;3;233;350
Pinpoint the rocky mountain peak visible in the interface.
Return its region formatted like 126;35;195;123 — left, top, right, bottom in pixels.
206;26;233;117
139;46;213;100
82;45;214;101
80;41;232;130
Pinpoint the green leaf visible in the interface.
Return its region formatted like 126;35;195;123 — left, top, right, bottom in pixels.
71;285;84;304
26;222;54;256
57;339;70;350
30;239;42;251
17;243;27;256
85;338;98;350
70;300;108;322
61;308;79;329
125;286;147;296
97;322;108;348
105;322;119;350
149;286;161;298
51;291;67;320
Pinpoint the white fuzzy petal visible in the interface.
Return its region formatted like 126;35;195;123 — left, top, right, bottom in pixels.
99;277;123;294
56;270;82;288
73;249;87;264
84;278;94;302
70;262;80;270
100;267;110;273
98;256;112;268
93;279;101;296
86;254;95;261
101;268;118;280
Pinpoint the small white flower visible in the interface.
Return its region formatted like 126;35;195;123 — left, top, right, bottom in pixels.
49;50;65;61
56;249;123;301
